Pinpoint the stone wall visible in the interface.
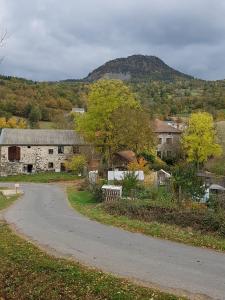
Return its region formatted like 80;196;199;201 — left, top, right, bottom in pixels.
0;145;93;176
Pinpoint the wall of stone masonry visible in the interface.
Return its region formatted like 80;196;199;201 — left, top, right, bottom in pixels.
0;145;93;176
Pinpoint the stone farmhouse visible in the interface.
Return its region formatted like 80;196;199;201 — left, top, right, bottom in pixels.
0;128;94;176
154;119;182;159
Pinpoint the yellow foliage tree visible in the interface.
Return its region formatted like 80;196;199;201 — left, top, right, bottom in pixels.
76;80;139;166
0;117;7;128
65;155;87;175
0;117;27;128
181;112;222;168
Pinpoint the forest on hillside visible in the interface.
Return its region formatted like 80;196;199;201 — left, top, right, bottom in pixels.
130;79;225;120
0;75;225;127
0;75;89;124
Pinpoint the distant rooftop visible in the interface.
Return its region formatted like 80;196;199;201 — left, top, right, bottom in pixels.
153;119;182;134
72;108;85;113
0;128;86;146
116;150;136;162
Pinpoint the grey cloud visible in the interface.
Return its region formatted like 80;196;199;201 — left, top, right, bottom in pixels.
0;0;225;80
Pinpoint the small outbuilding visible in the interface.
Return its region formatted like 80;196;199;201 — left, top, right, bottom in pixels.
113;150;137;170
157;169;171;186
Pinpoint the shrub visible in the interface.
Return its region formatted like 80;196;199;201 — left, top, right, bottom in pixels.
88;179;107;202
128;157;149;174
65;154;87;175
150;157;167;171
122;172;139;197
102;199;225;237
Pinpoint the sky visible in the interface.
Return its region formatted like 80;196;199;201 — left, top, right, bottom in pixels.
0;0;225;81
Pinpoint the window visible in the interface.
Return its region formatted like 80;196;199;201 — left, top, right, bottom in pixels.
58;145;64;154
158;138;162;144
73;145;80;154
166;138;172;144
48;149;54;154
48;162;54;169
8;146;21;162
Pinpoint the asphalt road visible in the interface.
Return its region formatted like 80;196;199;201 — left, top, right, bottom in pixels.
2;183;225;300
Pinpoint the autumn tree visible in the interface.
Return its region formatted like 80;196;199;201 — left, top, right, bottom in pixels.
76;80;140;167
109;106;155;154
0;117;27;128
181;112;222;169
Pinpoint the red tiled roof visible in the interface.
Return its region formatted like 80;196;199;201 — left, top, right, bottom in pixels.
116;150;136;162
153;119;182;133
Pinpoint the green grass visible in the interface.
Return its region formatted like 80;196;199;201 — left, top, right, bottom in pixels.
0;172;79;183
0;193;19;210
0;223;184;299
68;189;225;252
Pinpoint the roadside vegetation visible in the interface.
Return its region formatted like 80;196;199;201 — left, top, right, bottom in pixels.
0;213;183;299
68;187;225;252
0;193;19;210
0;172;79;183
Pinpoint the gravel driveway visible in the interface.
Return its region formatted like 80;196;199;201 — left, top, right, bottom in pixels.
2;183;225;300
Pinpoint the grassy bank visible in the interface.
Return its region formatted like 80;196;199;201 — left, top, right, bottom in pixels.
0;223;183;300
67;188;225;252
0;193;19;210
0;172;79;183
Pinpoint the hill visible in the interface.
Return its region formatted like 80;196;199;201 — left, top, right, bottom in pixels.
84;55;193;82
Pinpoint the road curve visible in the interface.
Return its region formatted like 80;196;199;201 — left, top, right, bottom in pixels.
2;183;225;300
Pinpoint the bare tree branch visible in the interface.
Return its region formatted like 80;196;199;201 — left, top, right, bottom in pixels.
0;29;7;64
0;31;7;45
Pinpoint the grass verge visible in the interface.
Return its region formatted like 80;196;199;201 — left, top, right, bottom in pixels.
0;172;79;183
0;193;19;211
67;188;225;252
0;223;183;300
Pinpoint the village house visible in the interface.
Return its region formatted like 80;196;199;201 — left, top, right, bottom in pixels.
154;119;182;159
0;128;94;176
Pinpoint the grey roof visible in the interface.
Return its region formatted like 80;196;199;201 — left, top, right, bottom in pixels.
0;128;86;146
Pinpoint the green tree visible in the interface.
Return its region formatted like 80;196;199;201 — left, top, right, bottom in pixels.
28;106;42;127
76;80;140;167
181;112;222;169
172;162;205;202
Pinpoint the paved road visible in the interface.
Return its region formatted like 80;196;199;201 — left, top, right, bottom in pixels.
2;183;225;300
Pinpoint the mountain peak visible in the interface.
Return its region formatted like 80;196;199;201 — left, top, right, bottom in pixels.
84;54;193;82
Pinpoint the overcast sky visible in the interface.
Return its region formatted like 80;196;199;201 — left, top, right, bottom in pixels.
0;0;225;81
